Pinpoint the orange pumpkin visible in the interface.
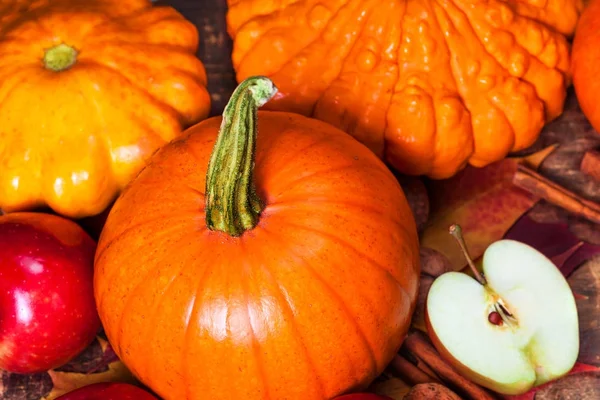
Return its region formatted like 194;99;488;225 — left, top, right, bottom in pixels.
572;0;600;133
94;76;420;400
0;0;210;219
227;0;582;179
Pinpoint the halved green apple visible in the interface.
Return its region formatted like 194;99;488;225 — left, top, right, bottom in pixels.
425;225;579;395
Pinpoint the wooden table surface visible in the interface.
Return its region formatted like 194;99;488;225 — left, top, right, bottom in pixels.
163;0;237;117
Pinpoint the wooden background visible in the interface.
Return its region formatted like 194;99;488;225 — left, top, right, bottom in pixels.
162;0;237;116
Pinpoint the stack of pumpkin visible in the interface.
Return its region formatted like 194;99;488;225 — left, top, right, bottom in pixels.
0;0;598;398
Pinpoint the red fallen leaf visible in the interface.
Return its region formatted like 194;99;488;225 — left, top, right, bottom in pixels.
501;362;600;400
420;146;556;271
503;214;600;277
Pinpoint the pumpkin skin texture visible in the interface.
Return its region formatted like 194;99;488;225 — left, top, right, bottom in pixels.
0;0;210;219
94;77;420;400
226;0;583;179
572;0;600;133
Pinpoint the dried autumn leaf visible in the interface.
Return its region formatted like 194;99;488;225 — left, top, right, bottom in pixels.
44;337;138;400
0;336;138;400
503;214;600;277
420;146;556;271
0;370;53;400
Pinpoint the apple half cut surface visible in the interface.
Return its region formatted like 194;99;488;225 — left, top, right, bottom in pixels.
425;225;579;396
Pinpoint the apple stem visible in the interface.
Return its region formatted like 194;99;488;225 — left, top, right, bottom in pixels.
448;224;487;285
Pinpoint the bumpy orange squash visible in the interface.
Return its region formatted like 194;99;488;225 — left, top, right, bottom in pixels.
227;0;582;178
94;77;420;400
0;0;210;218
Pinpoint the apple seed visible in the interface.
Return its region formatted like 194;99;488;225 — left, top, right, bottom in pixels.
488;311;503;326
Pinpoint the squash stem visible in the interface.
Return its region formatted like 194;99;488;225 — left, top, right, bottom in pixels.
205;76;277;237
44;44;78;72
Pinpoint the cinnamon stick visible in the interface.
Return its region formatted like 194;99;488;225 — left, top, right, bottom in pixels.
402;331;496;400
513;164;600;225
581;150;600;182
401;346;441;381
390;354;440;385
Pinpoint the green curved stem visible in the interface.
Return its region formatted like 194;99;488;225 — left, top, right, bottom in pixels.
205;76;278;237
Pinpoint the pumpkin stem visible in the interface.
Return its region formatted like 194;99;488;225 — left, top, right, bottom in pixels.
44;44;78;72
205;76;278;237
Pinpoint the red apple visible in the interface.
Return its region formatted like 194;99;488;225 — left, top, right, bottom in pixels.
56;382;158;400
0;212;101;373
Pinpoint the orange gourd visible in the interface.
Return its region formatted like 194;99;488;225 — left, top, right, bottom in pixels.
94;77;420;400
572;0;600;133
0;0;210;219
227;0;583;179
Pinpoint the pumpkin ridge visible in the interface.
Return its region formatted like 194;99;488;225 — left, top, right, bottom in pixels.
259;0;374;115
249;235;327;398
268;162;386;200
376;0;408;156
0;65;40;109
234;0;346;79
121;103;180;145
307;0;382;117
508;0;582;36
70;69;118;187
240;243;275;400
421;0;453;176
308;0;382;113
110;225;205;367
265;199;404;226
125;232;211;398
310;0;402;157
0;68;44;195
71;62;183;163
269;228;381;380
94;212;202;289
90;41;208;85
77;61;182;128
383;0;467;177
179;234;218;400
253;130;337;178
432;0;518;164
279;220;406;290
446;0;566;98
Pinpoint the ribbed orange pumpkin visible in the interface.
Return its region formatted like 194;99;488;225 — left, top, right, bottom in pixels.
0;0;210;219
572;0;600;133
227;0;582;179
94;77;420;400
